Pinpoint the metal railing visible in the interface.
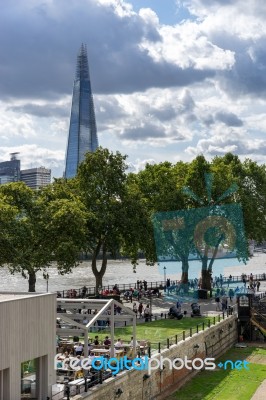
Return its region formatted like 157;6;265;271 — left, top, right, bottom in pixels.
56;273;266;299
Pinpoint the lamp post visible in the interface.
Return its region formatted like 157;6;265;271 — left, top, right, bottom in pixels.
98;286;102;299
163;267;166;285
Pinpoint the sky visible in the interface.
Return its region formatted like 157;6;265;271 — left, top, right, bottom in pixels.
1;0;266;178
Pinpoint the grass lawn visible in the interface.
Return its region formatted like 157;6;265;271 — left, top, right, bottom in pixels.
167;347;266;400
89;317;212;345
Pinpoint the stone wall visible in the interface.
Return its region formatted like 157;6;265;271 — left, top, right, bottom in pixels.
74;315;238;400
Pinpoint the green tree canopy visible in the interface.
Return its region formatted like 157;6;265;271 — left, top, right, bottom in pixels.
0;182;87;291
76;147;152;290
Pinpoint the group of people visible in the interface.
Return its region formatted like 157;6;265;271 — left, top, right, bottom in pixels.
123;286;160;302
242;273;261;292
132;302;152;321
215;294;228;311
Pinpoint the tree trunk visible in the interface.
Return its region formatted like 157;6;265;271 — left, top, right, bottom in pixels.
91;242;108;293
201;242;220;290
201;268;211;290
181;258;189;284
201;253;210;290
28;271;36;292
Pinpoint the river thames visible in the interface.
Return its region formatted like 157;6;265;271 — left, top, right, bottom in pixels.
0;252;266;292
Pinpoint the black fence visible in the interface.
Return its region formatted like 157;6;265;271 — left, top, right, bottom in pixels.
56;273;266;299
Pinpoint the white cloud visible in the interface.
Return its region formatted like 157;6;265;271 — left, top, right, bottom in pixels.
0;0;266;177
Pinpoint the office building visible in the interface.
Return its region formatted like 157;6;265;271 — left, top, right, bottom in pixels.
64;44;99;178
0;153;20;184
20;167;51;190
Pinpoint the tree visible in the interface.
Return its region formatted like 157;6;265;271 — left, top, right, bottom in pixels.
0;182;87;292
0;199;19;265
183;154;266;290
136;161;194;284
77;147;151;291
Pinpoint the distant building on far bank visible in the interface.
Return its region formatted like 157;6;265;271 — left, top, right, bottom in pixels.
0;153;20;184
0;154;51;189
20;167;51;190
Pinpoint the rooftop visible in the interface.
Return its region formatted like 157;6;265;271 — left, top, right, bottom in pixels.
0;292;53;303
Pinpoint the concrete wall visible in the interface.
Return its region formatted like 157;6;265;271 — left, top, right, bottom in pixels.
77;315;238;400
0;292;56;399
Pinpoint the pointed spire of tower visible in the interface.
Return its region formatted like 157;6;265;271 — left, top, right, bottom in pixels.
64;44;99;178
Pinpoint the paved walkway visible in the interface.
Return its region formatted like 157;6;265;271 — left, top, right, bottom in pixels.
121;280;266;322
251;379;266;400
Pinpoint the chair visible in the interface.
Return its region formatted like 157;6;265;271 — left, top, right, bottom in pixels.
139;340;147;355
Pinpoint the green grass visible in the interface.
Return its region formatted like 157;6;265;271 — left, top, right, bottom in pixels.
167;347;266;400
88;317;211;345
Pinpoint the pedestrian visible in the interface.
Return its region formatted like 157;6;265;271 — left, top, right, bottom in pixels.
229;288;234;302
215;295;221;311
144;304;151;322
221;295;227;311
138;302;143;318
133;302;137;315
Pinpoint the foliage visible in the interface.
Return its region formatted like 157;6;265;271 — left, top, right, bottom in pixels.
0;181;87;291
76;147;151;289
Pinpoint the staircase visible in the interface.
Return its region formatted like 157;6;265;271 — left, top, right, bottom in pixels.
251;294;266;338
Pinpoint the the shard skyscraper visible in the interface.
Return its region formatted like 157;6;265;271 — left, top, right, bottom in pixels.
64;44;99;178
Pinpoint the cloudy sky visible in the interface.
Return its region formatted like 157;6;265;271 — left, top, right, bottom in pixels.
1;0;266;177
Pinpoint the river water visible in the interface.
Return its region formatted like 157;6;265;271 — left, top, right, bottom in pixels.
0;253;266;293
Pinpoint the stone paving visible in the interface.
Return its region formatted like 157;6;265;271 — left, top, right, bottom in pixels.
122;280;266;320
251;379;266;400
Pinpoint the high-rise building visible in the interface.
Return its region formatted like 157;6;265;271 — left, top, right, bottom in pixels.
20;167;51;190
0;153;20;184
64;44;99;178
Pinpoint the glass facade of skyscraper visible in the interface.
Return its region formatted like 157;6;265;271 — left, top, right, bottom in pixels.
65;44;99;178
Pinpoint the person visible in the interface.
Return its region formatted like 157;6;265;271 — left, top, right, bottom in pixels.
133;302;137;315
94;336;100;346
221;295;227;311
129;336;139;347
215;295;221;311
176;300;181;313
86;352;95;365
82;286;87;298
75;343;83;356
114;338;123;349
90;360;103;383
228;288;234;302
74;368;84;380
75;355;82;367
144;304;151;322
257;281;261;292
138;302;143;318
103;336;111;347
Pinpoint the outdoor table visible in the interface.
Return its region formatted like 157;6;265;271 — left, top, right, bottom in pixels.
92;348;110;355
68;377;91;394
